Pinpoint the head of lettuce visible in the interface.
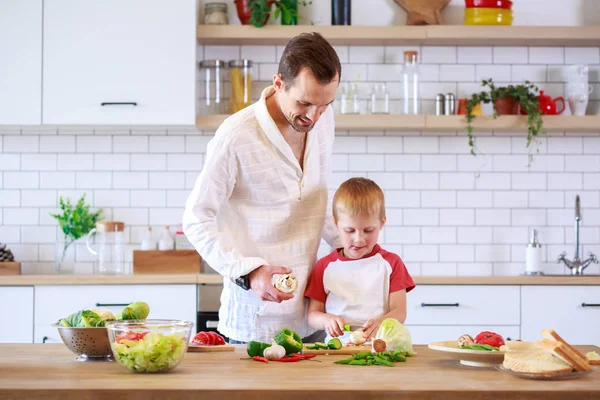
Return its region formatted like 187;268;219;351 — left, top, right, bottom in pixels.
375;318;415;356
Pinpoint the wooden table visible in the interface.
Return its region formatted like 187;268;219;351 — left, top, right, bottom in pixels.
0;344;598;399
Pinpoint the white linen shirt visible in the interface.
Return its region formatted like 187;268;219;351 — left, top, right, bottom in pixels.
183;86;339;343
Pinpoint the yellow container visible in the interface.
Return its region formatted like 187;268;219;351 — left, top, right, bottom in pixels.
465;7;513;25
229;60;253;114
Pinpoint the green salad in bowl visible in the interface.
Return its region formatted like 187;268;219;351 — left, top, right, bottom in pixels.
106;319;193;373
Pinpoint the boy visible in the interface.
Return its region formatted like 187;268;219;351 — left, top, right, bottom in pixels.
304;177;415;343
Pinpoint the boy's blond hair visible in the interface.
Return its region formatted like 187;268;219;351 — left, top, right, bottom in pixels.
332;177;385;222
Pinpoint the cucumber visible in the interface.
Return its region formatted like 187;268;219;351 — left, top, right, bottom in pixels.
314;341;329;350
327;337;342;350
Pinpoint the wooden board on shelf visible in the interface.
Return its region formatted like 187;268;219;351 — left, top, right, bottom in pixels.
0;262;21;276
197;25;600;47
133;250;201;274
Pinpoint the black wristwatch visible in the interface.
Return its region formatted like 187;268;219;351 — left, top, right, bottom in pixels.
235;274;250;290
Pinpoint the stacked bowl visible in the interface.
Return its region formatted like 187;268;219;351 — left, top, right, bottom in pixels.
465;0;513;25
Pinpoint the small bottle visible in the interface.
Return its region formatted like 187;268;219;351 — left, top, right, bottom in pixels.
402;51;420;115
525;229;543;275
370;83;389;114
158;226;174;251
140;227;156;250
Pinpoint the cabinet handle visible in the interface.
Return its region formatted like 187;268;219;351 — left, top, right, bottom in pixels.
100;102;137;106
42;336;48;343
95;303;131;307
421;303;459;307
581;303;600;307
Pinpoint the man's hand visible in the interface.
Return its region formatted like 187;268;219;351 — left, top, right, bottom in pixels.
324;314;345;338
362;318;383;340
248;265;294;303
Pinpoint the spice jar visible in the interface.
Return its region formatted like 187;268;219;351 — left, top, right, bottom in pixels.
229;59;253;114
203;2;229;25
199;60;227;114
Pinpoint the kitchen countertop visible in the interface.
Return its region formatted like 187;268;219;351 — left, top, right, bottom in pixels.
0;344;598;400
1;274;600;286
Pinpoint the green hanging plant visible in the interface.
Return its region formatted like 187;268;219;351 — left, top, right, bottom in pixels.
465;79;545;159
249;0;312;27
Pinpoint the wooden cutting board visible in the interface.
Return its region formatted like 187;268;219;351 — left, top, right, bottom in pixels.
302;343;372;355
187;343;235;353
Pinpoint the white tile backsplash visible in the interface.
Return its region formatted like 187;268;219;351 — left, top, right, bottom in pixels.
2;42;600;277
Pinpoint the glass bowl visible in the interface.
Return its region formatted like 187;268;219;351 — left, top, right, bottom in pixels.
52;323;113;361
106;319;193;373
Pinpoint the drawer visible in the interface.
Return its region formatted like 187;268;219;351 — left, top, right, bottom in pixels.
34;285;197;330
521;286;600;344
406;285;520;326
406;325;520;345
0;287;34;343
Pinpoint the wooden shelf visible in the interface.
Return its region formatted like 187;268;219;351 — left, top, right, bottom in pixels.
197;25;600;47
196;114;600;132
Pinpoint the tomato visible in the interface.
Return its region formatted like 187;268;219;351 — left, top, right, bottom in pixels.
192;331;211;345
115;331;146;344
208;331;225;345
474;331;505;348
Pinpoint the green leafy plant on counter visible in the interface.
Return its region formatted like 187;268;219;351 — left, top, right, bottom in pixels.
50;194;103;267
249;0;312;27
465;79;544;161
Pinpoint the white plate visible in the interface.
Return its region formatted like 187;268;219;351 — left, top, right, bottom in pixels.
428;340;506;367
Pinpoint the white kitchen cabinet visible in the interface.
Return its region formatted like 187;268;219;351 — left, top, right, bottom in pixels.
43;0;195;125
0;287;34;343
406;285;520;326
34;285;197;342
0;0;42;125
407;325;520;345
521;285;600;345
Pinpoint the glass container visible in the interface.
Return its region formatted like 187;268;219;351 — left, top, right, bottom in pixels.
229;59;253;114
199;60;227;115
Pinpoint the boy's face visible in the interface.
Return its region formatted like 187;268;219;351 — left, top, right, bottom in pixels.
335;211;386;260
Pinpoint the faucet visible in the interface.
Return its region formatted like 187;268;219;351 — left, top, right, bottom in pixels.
557;195;599;275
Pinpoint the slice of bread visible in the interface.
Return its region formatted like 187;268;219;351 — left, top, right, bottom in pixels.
541;329;589;361
586;351;600;365
503;348;572;374
499;340;537;353
535;339;594;372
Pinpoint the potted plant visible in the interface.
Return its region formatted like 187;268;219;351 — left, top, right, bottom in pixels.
239;0;311;27
50;194;102;273
465;79;544;156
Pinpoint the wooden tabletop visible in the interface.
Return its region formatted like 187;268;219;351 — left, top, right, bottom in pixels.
0;344;598;400
2;274;600;286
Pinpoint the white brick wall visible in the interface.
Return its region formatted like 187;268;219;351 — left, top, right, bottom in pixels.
2;42;600;276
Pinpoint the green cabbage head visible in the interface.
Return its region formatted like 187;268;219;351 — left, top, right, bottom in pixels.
116;301;150;320
375;318;414;356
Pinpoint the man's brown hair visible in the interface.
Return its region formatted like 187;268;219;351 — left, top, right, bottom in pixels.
278;32;341;87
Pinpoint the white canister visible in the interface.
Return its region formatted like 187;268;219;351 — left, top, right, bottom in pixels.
525;229;543;275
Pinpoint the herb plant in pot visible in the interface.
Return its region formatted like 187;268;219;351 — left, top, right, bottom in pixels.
465;79;544;157
50;194;103;274
238;0;311;27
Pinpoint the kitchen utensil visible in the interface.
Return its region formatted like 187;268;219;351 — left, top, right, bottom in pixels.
465;0;512;9
52;324;113;361
465;7;513;25
86;221;127;275
106;319;193;373
428;340;508;367
187;343;235;352
537;91;565;115
302;344;373;355
496;365;598;380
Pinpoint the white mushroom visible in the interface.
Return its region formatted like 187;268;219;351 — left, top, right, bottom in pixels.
271;273;298;294
349;329;366;345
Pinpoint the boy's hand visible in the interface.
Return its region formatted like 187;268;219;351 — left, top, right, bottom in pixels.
324;315;345;338
362;318;383;340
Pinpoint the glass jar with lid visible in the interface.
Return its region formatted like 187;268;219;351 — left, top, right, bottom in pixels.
203;2;229;25
229;59;253;114
199;60;227;115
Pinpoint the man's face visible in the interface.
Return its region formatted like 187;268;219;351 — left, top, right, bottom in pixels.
274;68;339;133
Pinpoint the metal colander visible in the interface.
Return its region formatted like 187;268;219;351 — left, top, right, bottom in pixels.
52;324;113;361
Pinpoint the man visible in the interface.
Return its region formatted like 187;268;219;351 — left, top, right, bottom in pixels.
183;32;341;344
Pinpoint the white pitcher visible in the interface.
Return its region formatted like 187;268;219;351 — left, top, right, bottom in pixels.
86;221;127;275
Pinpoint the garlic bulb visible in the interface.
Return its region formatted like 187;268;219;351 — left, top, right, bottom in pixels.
349;329;366;345
271;273;298;294
263;339;286;360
